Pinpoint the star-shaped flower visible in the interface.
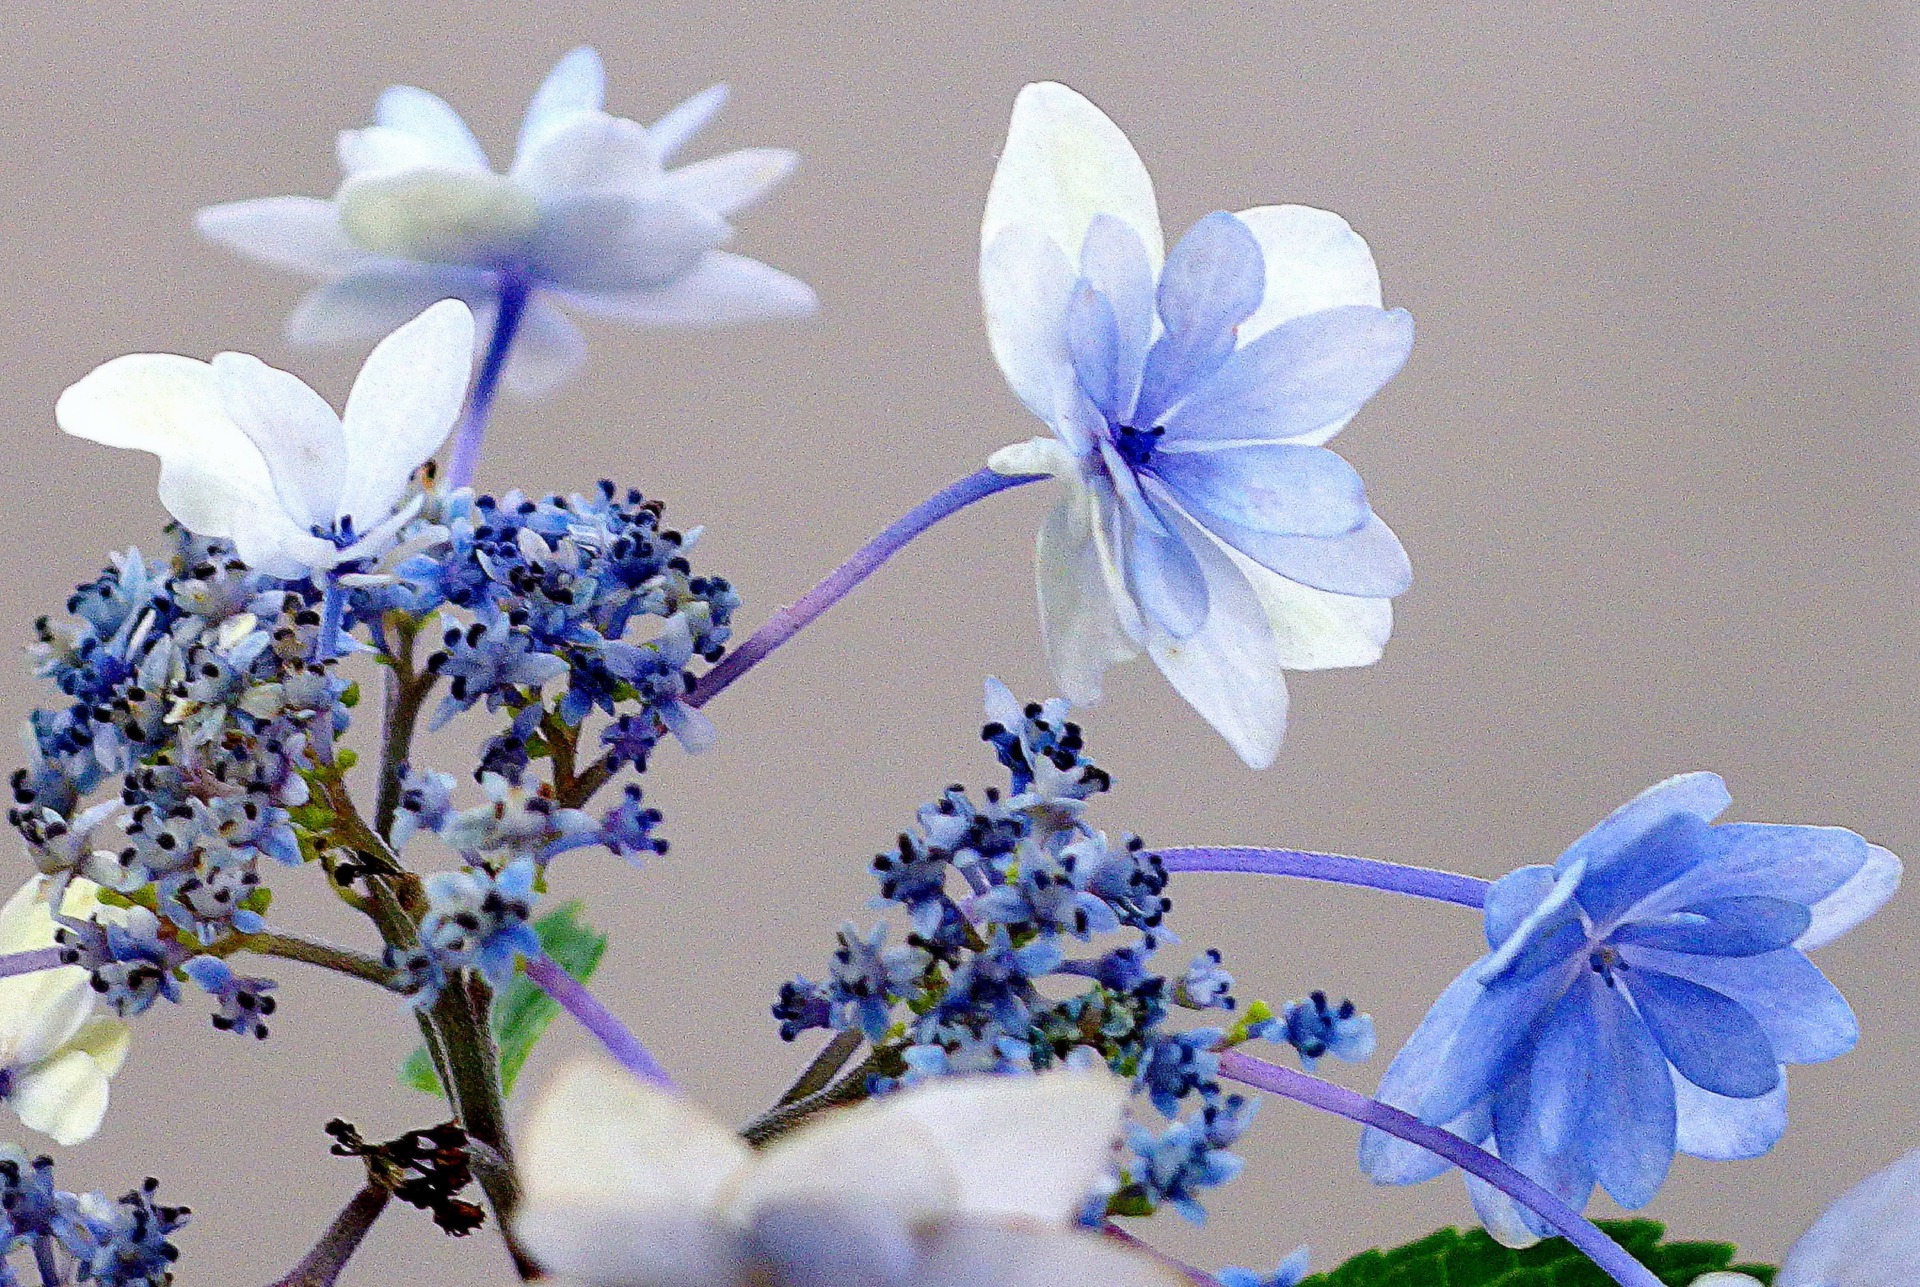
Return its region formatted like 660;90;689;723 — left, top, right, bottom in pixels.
981;83;1414;767
196;46;815;398
0;877;133;1146
1360;772;1902;1245
514;1061;1180;1286
56;300;474;580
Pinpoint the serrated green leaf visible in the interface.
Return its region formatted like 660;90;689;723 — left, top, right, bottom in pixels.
1298;1221;1774;1287
399;901;608;1098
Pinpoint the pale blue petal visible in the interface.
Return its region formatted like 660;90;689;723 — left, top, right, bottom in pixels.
1078;214;1155;420
1778;1147;1920;1287
195;197;376;278
500;298;588;398
1672;1066;1787;1160
1801;843;1902;950
557;252;817;327
1135;212;1266;425
516;46;606;160
1526;975;1597;1155
1065;282;1122;420
1625;968;1780;1098
1612;896;1811;957
376;86;488;168
1553;772;1731;880
981;223;1081;424
1642;822;1872;921
1486;1073;1593;1241
1484;866;1559;951
285;267;495;346
1418;957;1580;1128
1191;510;1411;597
650;84;729;164
1583;978;1677;1208
1574;814;1715;929
528;194;728;291
1147;442;1366;538
1118;491;1208;639
1624;945;1858;1065
1159;305;1413;447
1360;969;1492;1185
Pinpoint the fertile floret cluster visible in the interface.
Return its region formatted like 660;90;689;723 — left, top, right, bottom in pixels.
774;681;1374;1222
0;1150;188;1287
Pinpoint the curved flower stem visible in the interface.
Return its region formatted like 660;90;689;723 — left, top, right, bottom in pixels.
0;947;65;979
687;467;1046;708
266;1183;390;1287
1216;1051;1661;1287
775;1029;863;1107
1159;846;1490;910
1101;1225;1223;1287
247;930;396;990
521;953;676;1090
445;274;532;492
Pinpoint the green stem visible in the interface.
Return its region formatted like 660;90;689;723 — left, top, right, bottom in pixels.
266;1184;391;1287
741;1047;897;1146
775;1029;864;1107
248;931;396;990
373;620;437;842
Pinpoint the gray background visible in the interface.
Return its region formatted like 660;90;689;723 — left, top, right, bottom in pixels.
1;1;1914;1282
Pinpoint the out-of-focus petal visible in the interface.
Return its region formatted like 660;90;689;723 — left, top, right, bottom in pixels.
724;1105;958;1226
515;1205;746;1287
66;1016;130;1079
557;251;817;326
914;1224;1189;1287
982;83;1163;273
286;266;495;345
337;299;474;526
374;85;489;169
529;193;728;291
501;298;588;398
1778;1147;1920;1287
10;1049;110;1146
662;147;798;218
511;110;662;198
650;84;729;164
336;168;541;264
195;197;376;278
516;46;608;161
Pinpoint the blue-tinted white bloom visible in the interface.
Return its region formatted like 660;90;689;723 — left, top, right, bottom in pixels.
0;877;132;1146
56;301;474;579
981;84;1413;767
1219;1247;1311;1287
1776;1146;1920;1287
1360;772;1902;1246
197;47;815;397
514;1061;1176;1287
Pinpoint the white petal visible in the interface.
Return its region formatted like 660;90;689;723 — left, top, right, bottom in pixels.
516;46;607;161
988;435;1075;478
0;879;94;1067
530;194;729;292
286;266;494;346
661;148;797;218
56;353;279;543
10;1049;110;1146
210;352;346;532
980;223;1080;422
501;298;589;398
195;197;376;278
335;168;541;264
1464;1172;1544;1249
1036;480;1143;704
915;1225;1188;1287
1799;843;1901;951
515;1205;744;1287
511;110;662;198
723;1103;959;1226
1234;205;1384;345
338;123;486;179
982;83;1162;271
1143;496;1289;768
0;875;86;952
66;1016;131;1078
867;1069;1131;1226
650;84;729;163
557;252;816;325
374;85;489;169
1220;538;1393;671
337;300;475;528
1693;1276;1766;1287
519;1059;752;1215
1673;1066;1786;1161
1779;1147;1920;1287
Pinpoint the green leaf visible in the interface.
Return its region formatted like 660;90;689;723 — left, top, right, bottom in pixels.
399;901;609;1098
1297;1220;1775;1287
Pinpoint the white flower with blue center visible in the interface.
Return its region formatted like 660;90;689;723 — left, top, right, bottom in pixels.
0;877;132;1147
196;46;815;399
55;300;474;580
982;83;1414;768
513;1061;1181;1286
1359;772;1902;1246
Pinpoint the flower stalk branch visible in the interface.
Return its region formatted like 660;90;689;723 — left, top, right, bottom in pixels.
1158;846;1490;909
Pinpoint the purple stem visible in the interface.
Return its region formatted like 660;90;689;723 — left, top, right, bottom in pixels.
688;467;1044;708
444;274;532;493
1159;846;1490;910
521;953;676;1091
0;948;65;980
1102;1224;1224;1286
1216;1051;1661;1287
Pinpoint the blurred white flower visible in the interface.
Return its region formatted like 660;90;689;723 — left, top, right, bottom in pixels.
514;1061;1182;1286
981;83;1413;767
0;876;131;1146
1775;1146;1920;1287
197;46;816;399
56;301;474;580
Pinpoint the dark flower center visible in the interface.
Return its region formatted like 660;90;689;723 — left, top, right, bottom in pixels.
1113;424;1164;472
1589;944;1627;987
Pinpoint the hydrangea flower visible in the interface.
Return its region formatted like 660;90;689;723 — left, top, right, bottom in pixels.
0;877;133;1146
513;1060;1178;1286
1360;772;1902;1245
196;46;815;398
56;301;474;580
980;84;1414;767
1219;1247;1311;1287
1775;1146;1920;1287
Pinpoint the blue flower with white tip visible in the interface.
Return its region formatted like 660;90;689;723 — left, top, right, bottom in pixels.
1360;772;1903;1246
982;83;1414;767
196;46;815;397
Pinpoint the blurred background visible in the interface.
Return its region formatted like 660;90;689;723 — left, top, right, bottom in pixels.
0;1;1914;1281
